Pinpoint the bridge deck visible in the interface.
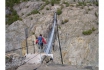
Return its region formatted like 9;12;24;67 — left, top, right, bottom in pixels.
17;63;98;70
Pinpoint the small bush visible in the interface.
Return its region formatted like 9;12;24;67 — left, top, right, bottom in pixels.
32;32;35;35
46;7;49;10
80;6;84;9
82;29;92;35
63;2;69;7
40;4;46;10
89;3;92;6
50;0;60;6
96;22;99;25
40;0;50;10
42;13;44;15
61;19;69;24
26;6;29;8
66;3;69;7
86;11;88;14
56;9;62;15
6;0;28;25
64;19;69;23
77;2;83;6
74;0;76;2
23;0;29;1
51;0;55;6
70;4;74;7
30;17;33;20
42;0;46;1
6;9;22;25
82;27;96;35
94;2;98;6
58;26;61;29
60;4;64;9
27;10;40;16
45;0;50;5
88;8;91;11
61;20;64;24
95;12;98;18
6;0;20;7
21;13;24;16
31;10;40;14
77;2;86;6
92;27;96;31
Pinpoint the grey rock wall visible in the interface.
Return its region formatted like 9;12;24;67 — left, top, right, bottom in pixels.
6;0;98;67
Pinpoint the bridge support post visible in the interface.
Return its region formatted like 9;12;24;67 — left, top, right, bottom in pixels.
25;28;28;54
56;14;63;65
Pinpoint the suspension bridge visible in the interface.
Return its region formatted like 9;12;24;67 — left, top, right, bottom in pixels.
6;12;64;70
6;12;98;70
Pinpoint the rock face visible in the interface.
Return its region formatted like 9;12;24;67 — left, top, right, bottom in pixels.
6;7;54;55
13;1;43;18
6;0;98;68
53;4;98;67
62;36;98;66
6;53;25;70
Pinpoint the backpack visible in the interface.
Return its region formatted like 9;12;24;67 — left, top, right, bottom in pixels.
38;36;43;45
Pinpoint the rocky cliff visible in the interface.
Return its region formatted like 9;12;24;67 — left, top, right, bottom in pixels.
6;0;98;68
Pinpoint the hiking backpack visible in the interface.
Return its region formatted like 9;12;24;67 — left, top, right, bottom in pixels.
38;36;43;45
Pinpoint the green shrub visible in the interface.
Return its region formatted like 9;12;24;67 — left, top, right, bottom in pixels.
6;0;26;25
42;13;44;15
6;56;12;63
58;26;61;29
6;9;22;25
45;0;50;5
40;0;50;10
92;27;96;31
77;2;86;6
26;6;29;8
27;10;40;16
83;2;86;6
82;29;92;35
31;10;40;14
64;19;69;23
6;0;20;7
95;12;98;18
61;20;64;24
30;17;33;20
86;11;88;14
60;4;64;9
50;0;60;6
56;9;62;15
88;8;91;11
82;27;96;35
40;4;46;10
96;22;99;25
81;6;84;9
88;3;92;6
21;13;24;16
66;3;69;7
51;0;55;6
74;0;76;2
32;32;35;35
61;19;69;24
21;0;29;2
63;1;69;7
46;7;49;10
94;2;98;6
42;0;46;1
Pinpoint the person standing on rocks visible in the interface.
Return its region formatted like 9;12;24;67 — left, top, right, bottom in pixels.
36;34;46;53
